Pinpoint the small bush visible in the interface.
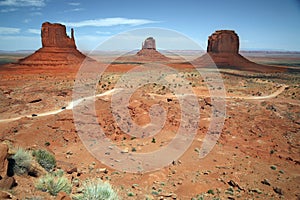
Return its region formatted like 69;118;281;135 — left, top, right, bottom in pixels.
12;148;33;175
36;170;72;196
73;178;119;200
207;189;214;195
33;149;56;172
151;138;156;143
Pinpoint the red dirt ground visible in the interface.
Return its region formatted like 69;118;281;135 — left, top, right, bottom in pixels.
0;57;299;199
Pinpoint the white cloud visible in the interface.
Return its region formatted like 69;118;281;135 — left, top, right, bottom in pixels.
0;7;17;12
68;2;80;6
61;17;160;28
65;8;83;12
0;27;20;34
0;0;45;7
27;28;40;34
23;18;31;23
96;31;112;35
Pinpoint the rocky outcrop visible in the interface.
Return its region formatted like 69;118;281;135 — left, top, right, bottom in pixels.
135;37;169;61
0;143;16;190
0;143;8;179
207;30;239;54
194;30;284;72
142;37;156;50
41;22;76;48
19;22;87;66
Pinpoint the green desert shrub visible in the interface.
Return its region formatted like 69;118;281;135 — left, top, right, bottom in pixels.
73;178;119;200
32;149;56;172
12;148;33;175
35;170;72;196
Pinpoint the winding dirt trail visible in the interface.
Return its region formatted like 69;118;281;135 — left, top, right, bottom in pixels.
0;85;289;123
227;84;288;100
0;88;122;123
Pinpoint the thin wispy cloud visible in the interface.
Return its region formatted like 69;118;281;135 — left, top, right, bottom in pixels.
64;8;83;12
0;27;20;34
27;28;40;34
23;18;31;23
96;31;112;35
62;17;160;28
68;2;80;6
0;7;17;12
0;0;45;7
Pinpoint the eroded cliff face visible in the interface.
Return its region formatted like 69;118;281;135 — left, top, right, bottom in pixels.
135;37;169;61
142;37;156;50
207;30;239;54
41;22;76;49
193;30;284;72
19;22;86;66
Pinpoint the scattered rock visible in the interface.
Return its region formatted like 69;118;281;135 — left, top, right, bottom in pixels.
273;187;283;195
250;188;263;194
28;99;42;103
0;190;15;199
261;179;271;186
121;148;129;153
67;167;77;174
228;180;244;190
55;191;72;200
96;168;108;174
0;176;16;190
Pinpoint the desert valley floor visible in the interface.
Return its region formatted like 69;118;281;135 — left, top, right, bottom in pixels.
0;52;299;199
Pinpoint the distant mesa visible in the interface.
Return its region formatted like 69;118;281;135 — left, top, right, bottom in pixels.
194;30;285;72
19;22;87;66
135;37;170;61
142;37;156;50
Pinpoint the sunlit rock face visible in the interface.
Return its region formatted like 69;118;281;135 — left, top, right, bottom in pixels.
19;22;86;66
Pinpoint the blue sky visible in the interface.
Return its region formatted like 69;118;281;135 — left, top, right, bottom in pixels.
0;0;299;51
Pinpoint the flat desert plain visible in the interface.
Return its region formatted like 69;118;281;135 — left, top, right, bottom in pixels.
0;51;299;199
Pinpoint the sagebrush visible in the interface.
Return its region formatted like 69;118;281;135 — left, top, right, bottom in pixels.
32;149;56;172
73;178;119;200
35;170;72;196
12;148;32;175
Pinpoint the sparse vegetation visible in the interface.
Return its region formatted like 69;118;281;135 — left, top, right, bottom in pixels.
207;189;215;195
270;165;277;170
44;141;50;146
73;178;119;200
131;147;137;152
32;149;56;172
12;148;33;175
151;138;156;143
35;170;71;196
127;191;135;197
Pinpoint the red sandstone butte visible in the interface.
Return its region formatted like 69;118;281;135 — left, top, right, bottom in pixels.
136;37;170;60
194;30;285;72
19;22;86;66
